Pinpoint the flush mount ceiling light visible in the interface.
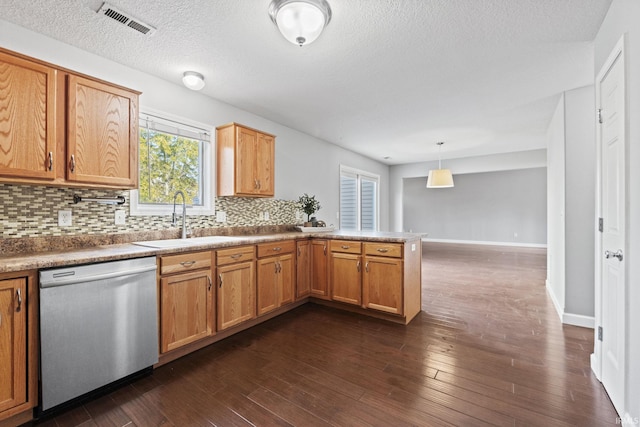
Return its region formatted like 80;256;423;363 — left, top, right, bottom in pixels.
268;0;332;47
427;142;455;188
182;71;205;91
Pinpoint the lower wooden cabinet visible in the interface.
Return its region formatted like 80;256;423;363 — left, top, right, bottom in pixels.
216;246;256;330
330;240;362;305
159;251;214;354
310;239;329;299
256;240;295;316
295;240;311;299
363;255;403;315
0;271;37;425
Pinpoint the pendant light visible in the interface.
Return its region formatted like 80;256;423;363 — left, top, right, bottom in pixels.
269;0;332;47
427;142;454;188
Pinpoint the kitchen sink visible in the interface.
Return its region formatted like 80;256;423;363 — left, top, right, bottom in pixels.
132;235;243;249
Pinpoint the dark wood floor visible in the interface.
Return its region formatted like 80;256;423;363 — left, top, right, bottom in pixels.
30;242;619;426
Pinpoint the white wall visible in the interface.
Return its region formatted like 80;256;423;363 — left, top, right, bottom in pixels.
564;85;596;320
403;168;547;245
390;149;547;232
594;0;640;421
546;86;597;327
0;19;390;230
546;95;566;315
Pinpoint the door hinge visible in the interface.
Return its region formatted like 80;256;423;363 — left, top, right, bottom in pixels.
598;326;603;342
597;108;603;124
598;217;603;233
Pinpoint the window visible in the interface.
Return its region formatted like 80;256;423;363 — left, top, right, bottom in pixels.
130;111;214;216
339;165;379;231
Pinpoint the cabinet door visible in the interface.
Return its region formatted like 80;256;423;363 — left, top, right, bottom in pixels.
311;240;329;299
330;253;362;305
363;256;403;315
255;132;274;196
160;270;213;353
0;278;27;413
279;254;295;306
257;258;278;316
217;261;256;330
0;52;57;181
296;241;311;299
235;126;258;195
67;74;138;188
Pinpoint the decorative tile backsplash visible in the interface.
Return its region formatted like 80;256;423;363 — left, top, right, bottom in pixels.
0;184;299;239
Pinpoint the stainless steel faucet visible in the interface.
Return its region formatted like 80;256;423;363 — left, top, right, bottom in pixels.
172;190;187;239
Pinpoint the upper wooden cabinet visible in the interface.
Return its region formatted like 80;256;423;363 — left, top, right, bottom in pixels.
0;50;57;181
216;122;275;197
66;75;138;188
0;47;140;189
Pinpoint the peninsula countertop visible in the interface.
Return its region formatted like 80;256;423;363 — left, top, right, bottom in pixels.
0;230;422;274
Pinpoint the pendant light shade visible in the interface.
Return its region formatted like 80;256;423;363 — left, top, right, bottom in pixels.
269;0;332;47
427;142;455;188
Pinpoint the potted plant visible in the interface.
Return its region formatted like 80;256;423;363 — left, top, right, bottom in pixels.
297;193;321;226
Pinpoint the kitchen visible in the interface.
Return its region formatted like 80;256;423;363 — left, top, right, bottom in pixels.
2;0;640;425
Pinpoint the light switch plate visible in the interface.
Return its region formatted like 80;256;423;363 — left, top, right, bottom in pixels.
115;210;126;225
58;210;72;227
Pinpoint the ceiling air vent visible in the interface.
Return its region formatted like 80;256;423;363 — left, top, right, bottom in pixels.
97;2;156;35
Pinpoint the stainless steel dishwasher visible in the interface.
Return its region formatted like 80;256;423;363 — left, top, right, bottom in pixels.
39;256;158;412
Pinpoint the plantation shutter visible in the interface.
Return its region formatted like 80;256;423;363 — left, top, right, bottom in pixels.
340;172;358;230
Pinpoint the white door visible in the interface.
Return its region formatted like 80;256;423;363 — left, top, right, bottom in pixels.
597;39;626;416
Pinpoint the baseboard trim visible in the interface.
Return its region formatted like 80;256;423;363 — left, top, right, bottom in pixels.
591;353;601;380
423;238;547;249
546;279;564;322
562;313;595;329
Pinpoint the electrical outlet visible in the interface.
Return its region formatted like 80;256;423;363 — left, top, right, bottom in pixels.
115;210;126;225
216;211;227;223
263;211;270;220
58;210;72;227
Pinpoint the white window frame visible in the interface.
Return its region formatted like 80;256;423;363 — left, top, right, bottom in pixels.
130;108;215;216
339;165;380;231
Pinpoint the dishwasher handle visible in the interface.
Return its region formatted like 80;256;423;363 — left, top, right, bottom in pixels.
40;264;157;288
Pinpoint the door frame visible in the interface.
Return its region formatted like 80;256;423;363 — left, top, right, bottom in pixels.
592;33;627;412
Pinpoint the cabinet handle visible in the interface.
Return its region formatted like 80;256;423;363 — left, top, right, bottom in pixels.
257;179;261;189
365;261;369;273
48;151;53;171
218;274;223;288
376;248;389;253
254;179;259;189
274;263;278;274
278;262;282;273
69;154;76;173
273;247;281;252
180;260;196;267
230;254;243;259
207;276;212;291
297;247;301;256
16;288;22;312
341;245;350;250
356;260;361;272
323;245;327;255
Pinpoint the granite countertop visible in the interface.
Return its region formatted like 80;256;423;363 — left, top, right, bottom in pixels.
0;230;422;274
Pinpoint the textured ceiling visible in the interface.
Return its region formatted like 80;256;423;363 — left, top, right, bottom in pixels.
0;0;612;164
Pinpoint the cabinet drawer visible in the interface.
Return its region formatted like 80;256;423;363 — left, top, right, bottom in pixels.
330;240;362;254
364;243;403;258
160;251;212;275
257;240;295;258
217;245;256;266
